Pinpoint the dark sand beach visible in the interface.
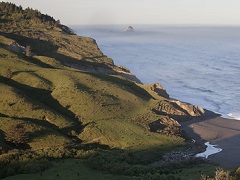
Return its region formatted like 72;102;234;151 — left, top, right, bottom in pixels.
180;110;240;167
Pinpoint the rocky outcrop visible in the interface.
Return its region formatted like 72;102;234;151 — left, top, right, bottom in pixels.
151;150;196;166
150;83;169;98
174;100;205;117
153;100;205;121
148;117;181;136
7;41;25;54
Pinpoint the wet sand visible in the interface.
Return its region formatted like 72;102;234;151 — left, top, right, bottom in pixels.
180;110;240;167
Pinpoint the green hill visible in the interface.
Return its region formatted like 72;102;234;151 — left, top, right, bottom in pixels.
0;2;214;179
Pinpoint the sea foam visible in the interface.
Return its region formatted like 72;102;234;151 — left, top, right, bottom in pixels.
227;113;240;120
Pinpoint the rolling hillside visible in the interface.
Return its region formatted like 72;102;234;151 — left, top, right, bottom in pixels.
0;2;210;179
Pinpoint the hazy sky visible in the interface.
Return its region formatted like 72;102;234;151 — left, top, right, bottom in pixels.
3;0;240;25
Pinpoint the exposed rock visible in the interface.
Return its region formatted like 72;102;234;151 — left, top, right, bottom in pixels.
148;117;181;136
151;150;197;166
117;65;130;73
153;100;205;121
7;41;36;56
7;41;25;54
162;151;194;163
174;100;205;117
150;83;169;98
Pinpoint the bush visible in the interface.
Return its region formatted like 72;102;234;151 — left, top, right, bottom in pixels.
235;167;240;179
5;124;28;147
2;68;13;79
201;168;231;180
214;168;230;180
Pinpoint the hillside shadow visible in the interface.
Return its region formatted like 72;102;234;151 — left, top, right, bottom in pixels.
179;110;221;145
0;113;8;117
3;77;83;131
85;72;153;101
51;52;112;68
0;32;58;55
12;70;35;76
27;56;56;69
0;129;6;144
17;117;60;131
0;32;113;70
0;19;12;23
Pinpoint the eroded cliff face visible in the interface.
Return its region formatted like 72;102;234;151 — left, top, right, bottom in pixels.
143;81;205;135
150;83;169;99
147;82;204;121
153;100;204;121
148;99;204;135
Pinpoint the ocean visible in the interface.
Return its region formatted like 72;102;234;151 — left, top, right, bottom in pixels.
72;25;240;120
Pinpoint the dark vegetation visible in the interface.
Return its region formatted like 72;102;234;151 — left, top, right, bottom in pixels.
0;2;238;179
0;2;74;35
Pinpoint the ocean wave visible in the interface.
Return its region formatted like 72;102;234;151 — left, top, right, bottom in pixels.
182;85;215;94
227;113;240;120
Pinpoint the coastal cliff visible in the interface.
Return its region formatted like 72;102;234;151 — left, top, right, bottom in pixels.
0;2;211;179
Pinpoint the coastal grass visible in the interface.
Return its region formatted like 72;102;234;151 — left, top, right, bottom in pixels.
3;159;135;180
2;157;217;180
0;44;185;152
0;5;213;178
0;37;192;179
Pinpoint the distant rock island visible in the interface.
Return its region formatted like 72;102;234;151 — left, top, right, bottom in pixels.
124;26;134;32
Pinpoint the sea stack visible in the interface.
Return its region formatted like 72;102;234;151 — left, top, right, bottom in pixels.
124;26;134;32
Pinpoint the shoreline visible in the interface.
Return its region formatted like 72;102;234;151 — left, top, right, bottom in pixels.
180;110;240;167
73;27;240;167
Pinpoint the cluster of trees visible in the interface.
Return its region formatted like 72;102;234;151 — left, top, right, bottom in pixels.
0;2;23;14
0;2;59;26
0;2;75;35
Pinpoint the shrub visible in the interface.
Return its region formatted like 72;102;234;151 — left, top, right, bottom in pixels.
5;124;28;147
2;68;13;79
235;167;240;179
214;168;230;180
201;168;231;180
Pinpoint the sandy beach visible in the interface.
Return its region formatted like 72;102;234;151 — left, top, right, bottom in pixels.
180;110;240;167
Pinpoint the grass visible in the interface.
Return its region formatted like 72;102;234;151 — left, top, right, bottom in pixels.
0;44;185;151
3;159;134;180
0;6;214;178
3;158;219;180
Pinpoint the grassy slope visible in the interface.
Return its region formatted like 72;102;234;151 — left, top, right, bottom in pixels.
0;4;213;179
0;44;184;150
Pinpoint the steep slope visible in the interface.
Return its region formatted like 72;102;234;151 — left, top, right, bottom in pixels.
0;2;140;82
0;2;206;179
0;42;204;150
